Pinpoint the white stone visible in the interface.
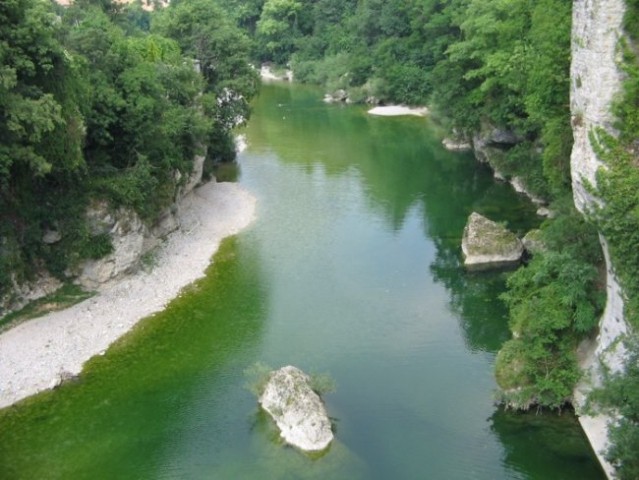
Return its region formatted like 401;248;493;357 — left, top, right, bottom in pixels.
259;366;334;452
461;212;523;269
42;230;62;244
367;105;428;117
442;137;472;151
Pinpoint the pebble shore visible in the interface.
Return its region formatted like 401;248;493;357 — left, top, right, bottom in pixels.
0;181;256;409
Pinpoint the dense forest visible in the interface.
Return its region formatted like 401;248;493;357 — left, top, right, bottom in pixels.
0;0;258;305
1;0;639;476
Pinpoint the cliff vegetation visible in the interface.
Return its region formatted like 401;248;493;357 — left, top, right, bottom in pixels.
0;0;257;309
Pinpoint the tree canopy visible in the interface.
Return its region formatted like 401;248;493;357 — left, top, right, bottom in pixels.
0;0;257;300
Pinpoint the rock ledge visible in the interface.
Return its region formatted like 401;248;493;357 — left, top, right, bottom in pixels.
462;212;523;269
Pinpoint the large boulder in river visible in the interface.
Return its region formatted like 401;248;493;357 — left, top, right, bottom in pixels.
462;212;523;269
259;366;334;452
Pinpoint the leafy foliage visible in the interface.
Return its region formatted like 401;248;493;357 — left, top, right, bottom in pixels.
495;204;603;409
590;337;639;480
0;0;257;301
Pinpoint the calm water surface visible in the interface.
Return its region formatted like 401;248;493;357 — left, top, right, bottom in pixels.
0;83;604;479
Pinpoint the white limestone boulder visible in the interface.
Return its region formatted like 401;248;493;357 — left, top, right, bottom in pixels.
258;365;333;452
462;212;523;269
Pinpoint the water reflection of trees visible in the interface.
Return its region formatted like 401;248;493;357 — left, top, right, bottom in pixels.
429;239;512;353
248;83;539;354
489;408;605;479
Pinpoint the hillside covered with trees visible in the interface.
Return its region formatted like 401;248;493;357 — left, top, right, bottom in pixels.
0;0;257;308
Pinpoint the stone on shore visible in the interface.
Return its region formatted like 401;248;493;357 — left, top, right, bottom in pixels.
442;137;472;151
259;366;334;452
462;212;523;269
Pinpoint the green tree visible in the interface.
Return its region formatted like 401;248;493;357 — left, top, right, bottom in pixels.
153;0;259;162
256;0;303;63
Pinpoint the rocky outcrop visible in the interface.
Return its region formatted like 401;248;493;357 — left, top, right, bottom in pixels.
471;126;521;164
75;202;149;290
570;0;625;213
260;64;293;82
521;229;545;255
442;137;472;152
323;89;350;104
258;366;334;452
1;153;208;315
461;212;523;269
75;155;206;290
570;1;628;477
0;272;62;319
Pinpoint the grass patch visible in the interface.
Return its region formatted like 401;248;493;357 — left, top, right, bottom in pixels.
0;284;94;333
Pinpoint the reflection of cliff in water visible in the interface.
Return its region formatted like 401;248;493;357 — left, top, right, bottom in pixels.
489;408;605;479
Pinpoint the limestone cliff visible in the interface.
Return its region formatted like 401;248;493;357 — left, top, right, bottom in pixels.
0;155;206;314
74;155;205;290
570;0;628;476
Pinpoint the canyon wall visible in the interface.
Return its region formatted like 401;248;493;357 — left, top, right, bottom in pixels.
570;0;628;477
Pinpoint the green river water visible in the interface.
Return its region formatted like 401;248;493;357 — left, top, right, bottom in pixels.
0;83;604;479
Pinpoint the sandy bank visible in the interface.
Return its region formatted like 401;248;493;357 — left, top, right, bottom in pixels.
0;181;256;409
260;65;293;82
367;105;429;117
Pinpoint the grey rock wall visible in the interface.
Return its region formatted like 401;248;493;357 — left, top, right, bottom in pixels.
570;1;628;477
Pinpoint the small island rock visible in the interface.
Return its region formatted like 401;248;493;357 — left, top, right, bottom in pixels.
258;365;333;452
462;212;523;269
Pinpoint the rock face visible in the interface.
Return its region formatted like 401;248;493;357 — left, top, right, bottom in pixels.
442;137;472;152
258;366;334;452
570;0;625;214
75;156;206;290
1;153;208;315
570;1;628;478
521;229;545;255
0;272;62;318
461;212;523;269
471;125;521;164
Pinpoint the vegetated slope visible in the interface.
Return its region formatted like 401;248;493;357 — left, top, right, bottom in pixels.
0;0;257;309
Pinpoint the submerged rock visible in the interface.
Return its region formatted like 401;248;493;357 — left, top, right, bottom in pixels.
461;212;523;269
258;365;333;452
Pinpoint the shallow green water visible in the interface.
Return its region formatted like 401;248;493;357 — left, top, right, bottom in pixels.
0;83;604;479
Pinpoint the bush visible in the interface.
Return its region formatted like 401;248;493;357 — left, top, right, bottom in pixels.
589;335;639;480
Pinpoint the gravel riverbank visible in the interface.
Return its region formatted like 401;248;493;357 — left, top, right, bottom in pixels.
0;181;256;409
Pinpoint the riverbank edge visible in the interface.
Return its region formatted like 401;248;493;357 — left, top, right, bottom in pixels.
0;180;256;409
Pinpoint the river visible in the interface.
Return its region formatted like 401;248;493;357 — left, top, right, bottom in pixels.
0;83;604;479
